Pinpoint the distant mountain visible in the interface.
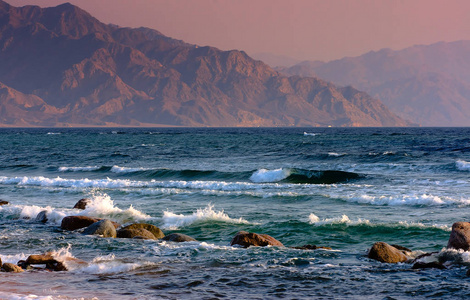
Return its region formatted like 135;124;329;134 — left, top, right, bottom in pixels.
0;1;409;127
278;41;470;126
250;52;303;68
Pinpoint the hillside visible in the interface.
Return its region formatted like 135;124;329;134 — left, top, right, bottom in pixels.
0;0;409;127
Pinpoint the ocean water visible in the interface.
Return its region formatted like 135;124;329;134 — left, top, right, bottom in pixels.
0;127;469;299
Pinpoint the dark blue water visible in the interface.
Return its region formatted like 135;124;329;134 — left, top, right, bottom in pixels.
1;127;470;299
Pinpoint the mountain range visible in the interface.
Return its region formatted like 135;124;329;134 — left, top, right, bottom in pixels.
0;0;409;127
277;41;470;127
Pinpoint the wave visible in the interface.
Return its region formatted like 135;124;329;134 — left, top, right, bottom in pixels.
58;166;102;172
303;132;318;136
250;168;360;184
308;213;370;226
161;204;251;229
456;160;470;171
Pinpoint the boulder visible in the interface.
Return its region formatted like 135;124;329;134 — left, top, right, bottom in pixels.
412;262;446;270
120;223;164;239
2;263;24;272
368;242;409;263
61;216;99;231
73;198;90;210
0;200;9;206
35;210;48;223
117;228;157;240
230;231;284;248
161;233;196;243
26;254;56;265
82;219;117;238
292;244;332;250
447;222;470;251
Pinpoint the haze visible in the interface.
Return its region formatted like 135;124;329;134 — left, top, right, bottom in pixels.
5;0;470;62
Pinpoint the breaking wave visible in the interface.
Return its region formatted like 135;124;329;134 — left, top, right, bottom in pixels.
250;168;360;184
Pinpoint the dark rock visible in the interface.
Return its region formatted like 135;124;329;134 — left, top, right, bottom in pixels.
161;233;196;243
467;268;470;277
292;244;332;250
447;222;470;251
0;200;9;206
2;263;24;272
117;228;156;240
35;210;48;223
61;216;99;231
368;242;409;263
230;231;284;248
73;198;91;210
120;223;164;239
82;219;117;238
17;260;33;270
412;262;446;270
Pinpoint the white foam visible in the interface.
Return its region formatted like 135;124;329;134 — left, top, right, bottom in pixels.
46;132;61;135
0;292;56;300
58;166;100;172
328;152;345;157
161;204;250;229
456;160;470;171
250;168;291;183
308;213;370;226
303;132;317;136
110;165;149;173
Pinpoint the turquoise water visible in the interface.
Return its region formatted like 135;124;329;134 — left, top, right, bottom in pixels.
0;127;470;299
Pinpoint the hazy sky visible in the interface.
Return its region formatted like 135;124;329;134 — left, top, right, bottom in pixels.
5;0;470;62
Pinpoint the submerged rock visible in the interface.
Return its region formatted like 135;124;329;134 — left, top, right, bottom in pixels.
412;261;446;270
161;233;196;243
61;216;99;231
230;231;284;248
117;228;157;240
2;263;24;272
35;210;48;223
82;219;117;238
292;244;332;250
120;223;164;239
447;222;470;251
73;198;90;210
368;242;409;263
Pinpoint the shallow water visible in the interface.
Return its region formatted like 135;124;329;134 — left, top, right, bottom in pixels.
1;127;470;299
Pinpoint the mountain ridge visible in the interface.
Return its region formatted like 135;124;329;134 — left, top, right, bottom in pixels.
0;0;410;127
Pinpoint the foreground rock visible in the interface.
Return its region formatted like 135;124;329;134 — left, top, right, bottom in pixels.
35;210;48;223
117;228;157;240
162;233;196;243
119;223;165;239
2;263;24;272
447;222;470;251
0;200;9;206
230;231;284;248
61;216;99;231
82;219;116;238
368;242;409;263
73;198;90;210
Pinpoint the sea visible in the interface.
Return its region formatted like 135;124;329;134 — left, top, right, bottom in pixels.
0;127;470;299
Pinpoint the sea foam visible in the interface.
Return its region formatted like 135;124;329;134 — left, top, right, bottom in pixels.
456;160;470;171
250;168;291;183
308;213;369;226
161;204;250;229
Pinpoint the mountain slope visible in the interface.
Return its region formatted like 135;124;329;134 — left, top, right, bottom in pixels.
279;41;470;126
0;0;409;127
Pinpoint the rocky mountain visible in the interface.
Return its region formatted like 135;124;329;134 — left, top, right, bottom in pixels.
0;1;409;127
278;41;470;126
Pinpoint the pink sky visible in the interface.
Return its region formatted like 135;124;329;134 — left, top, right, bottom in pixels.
5;0;470;62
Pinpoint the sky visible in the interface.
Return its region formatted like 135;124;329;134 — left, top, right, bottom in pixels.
5;0;470;62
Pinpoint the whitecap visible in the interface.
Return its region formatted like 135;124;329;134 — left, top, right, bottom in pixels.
456;160;470;171
249;168;291;183
308;213;369;225
111;165;149;173
303;132;317;136
58;166;101;172
161;204;250;229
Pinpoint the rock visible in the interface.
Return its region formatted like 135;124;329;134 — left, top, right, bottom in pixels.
61;216;99;231
0;200;9;206
82;219;117;238
26;254;56;265
117;228;157;240
73;198;90;209
120;223;164;239
292;244;332;250
412;262;446;270
368;242;409;263
161;233;196;243
2;263;24;272
447;222;470;251
230;231;284;248
35;210;48;223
